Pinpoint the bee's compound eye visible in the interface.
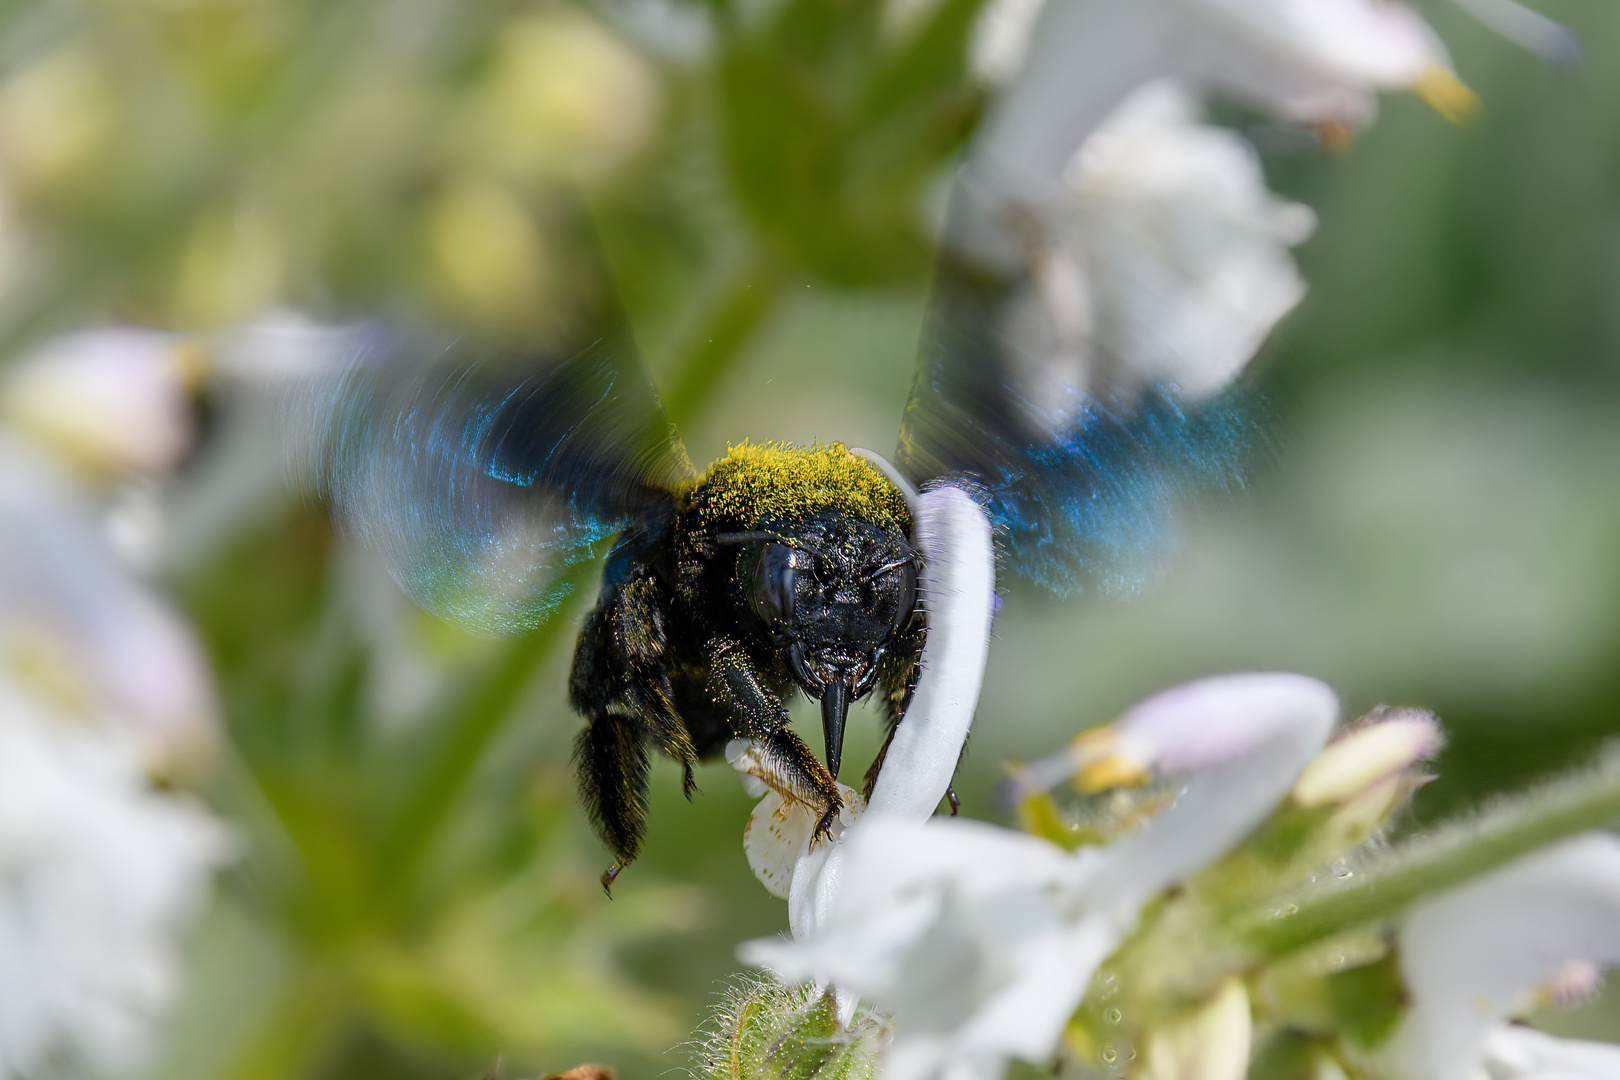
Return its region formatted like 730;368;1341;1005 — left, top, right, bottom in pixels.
750;542;798;627
890;558;918;634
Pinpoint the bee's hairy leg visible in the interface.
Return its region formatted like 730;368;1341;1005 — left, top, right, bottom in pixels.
573;572;702;887
946;785;960;815
573;708;649;895
707;638;843;844
612;577;700;795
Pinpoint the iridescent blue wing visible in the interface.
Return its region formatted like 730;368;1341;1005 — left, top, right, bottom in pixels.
896;254;1254;597
290;324;692;634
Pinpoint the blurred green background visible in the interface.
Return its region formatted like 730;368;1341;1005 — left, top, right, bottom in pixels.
0;0;1614;1076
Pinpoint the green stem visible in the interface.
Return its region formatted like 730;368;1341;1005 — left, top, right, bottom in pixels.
210;964;349;1080
373;572;590;909
1235;745;1620;957
660;249;789;430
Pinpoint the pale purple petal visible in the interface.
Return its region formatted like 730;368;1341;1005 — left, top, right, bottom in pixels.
1092;672;1336;901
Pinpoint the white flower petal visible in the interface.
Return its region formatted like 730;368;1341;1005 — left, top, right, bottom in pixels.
733;738;868;903
1187;0;1439;93
970;0;1051;84
1479;1024;1620;1080
866;484;996;821
967;0;1448;212
1114;671;1336;775
744;790;812;901
1450;0;1581;68
0;438;218;772
744;816;1111;1080
1392;834;1620;1080
0;680;230;1077
1054;81;1315;398
1090;672;1336;902
746;672;1334;1080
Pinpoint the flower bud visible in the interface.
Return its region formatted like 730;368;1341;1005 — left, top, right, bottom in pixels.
698;976;885;1080
1;329;202;481
1139;978;1251;1080
1291;708;1442;809
0;49;112;195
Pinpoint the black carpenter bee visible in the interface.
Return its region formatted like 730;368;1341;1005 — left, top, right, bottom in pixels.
300;322;936;890
298;241;1249;890
570;441;923;888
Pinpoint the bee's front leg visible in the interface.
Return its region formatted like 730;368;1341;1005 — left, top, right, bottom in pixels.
706;638;843;844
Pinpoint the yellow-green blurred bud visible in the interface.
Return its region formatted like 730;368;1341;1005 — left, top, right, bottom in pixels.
173;206;283;330
478;9;658;182
425;177;551;331
0;49;112;196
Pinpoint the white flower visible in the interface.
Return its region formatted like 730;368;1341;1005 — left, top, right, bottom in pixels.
0;437;218;773
0;677;230;1079
995;80;1314;409
968;0;1458;207
742;670;1338;1080
0;329;201;481
1389;833;1620;1080
948;0;1462;410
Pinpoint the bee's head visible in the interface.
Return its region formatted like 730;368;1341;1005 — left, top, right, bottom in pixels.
728;510;919;779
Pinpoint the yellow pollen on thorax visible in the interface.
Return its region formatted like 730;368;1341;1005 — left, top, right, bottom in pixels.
693;441;910;530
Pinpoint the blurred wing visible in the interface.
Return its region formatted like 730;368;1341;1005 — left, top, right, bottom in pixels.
896;253;1254;597
289;326;692;633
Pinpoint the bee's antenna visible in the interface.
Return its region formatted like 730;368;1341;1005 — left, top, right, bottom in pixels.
850;447;920;522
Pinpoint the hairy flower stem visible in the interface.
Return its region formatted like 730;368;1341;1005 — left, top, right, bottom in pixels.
1234;744;1620;958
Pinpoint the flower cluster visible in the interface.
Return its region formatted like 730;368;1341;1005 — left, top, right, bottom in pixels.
719;501;1620;1079
700;4;1612;1078
0;331;231;1079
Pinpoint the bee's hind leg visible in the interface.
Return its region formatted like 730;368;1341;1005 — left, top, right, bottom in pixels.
573;709;650;894
611;576;700;800
707;638;843;844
